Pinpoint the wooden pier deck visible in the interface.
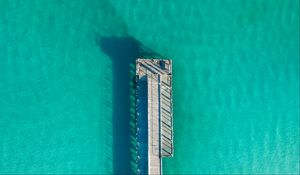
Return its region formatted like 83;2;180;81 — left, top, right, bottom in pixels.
136;59;173;175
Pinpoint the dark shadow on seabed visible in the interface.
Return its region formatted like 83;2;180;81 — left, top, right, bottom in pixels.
57;0;162;173
96;36;160;174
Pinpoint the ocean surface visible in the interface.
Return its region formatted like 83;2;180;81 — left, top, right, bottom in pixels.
0;0;299;174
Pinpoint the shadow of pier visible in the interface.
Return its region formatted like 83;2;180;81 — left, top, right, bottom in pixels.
96;35;160;174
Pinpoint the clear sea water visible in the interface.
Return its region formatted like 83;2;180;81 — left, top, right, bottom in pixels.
0;0;299;174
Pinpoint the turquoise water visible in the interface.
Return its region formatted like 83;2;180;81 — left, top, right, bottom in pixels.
0;0;299;174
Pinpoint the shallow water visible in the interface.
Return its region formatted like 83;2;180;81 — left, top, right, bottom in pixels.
0;0;299;174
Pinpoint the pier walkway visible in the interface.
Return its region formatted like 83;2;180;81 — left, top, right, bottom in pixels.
136;59;173;175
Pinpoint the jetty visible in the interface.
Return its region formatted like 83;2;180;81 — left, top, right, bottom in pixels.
136;59;173;175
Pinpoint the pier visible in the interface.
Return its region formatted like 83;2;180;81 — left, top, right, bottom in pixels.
136;59;173;175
